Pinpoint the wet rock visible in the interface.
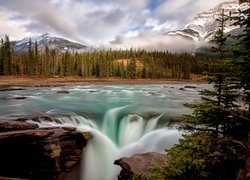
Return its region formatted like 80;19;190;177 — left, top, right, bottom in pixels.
148;92;161;96
165;116;182;127
61;126;77;132
56;90;70;94
89;90;99;93
0;88;26;92
184;85;197;89
114;152;168;179
0;119;39;132
14;96;27;100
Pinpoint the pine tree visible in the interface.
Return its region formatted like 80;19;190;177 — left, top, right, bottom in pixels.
3;35;11;75
0;38;3;75
231;0;250;111
44;44;51;77
211;9;230;59
27;38;35;75
34;41;39;75
127;57;137;79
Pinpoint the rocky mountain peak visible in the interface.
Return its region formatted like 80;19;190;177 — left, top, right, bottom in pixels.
12;33;88;53
40;32;50;38
167;1;249;41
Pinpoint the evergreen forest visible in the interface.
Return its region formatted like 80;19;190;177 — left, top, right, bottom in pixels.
0;36;221;79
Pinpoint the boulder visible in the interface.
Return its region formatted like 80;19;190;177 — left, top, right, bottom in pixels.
114;152;168;180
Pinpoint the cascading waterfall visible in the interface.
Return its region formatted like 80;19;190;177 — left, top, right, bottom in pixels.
81;130;118;180
102;105;129;142
44;108;181;180
118;114;145;146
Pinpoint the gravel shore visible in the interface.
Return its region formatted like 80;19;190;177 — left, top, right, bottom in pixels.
0;76;205;87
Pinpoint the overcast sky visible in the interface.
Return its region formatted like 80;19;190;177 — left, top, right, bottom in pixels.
0;0;232;46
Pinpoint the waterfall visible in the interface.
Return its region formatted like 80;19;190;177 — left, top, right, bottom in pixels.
80;130;118;180
144;113;164;134
40;110;181;180
101;105;128;142
118;114;144;146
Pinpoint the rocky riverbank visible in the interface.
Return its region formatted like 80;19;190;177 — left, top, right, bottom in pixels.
0;115;91;180
0;76;205;87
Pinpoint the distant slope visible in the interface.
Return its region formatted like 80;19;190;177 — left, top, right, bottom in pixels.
11;33;88;53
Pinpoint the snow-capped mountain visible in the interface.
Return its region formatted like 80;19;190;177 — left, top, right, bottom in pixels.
166;1;249;41
12;33;88;53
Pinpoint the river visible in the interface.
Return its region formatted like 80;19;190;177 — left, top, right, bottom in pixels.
0;83;209;179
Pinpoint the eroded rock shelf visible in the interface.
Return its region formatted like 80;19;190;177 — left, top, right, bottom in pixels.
0;116;91;180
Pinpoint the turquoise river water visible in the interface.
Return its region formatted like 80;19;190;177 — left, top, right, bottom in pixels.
0;83;209;180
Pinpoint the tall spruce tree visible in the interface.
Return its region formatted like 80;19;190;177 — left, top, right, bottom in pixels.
127;57;137;79
27;38;35;75
211;9;230;59
0;38;3;75
3;35;11;75
44;44;51;77
34;41;39;75
231;0;250;112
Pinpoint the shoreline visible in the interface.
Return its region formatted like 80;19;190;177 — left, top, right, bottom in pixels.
0;76;206;87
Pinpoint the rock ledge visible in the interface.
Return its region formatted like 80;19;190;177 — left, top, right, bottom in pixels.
0;116;91;180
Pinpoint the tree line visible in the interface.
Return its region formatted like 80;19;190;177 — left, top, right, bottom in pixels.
0;37;221;79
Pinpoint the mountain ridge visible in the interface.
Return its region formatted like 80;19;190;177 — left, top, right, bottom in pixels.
12;33;88;53
166;0;248;41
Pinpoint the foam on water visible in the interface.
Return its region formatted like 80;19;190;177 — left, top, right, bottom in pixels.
41;111;181;180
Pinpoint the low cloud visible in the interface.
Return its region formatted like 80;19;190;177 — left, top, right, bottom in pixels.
154;0;231;31
109;31;206;52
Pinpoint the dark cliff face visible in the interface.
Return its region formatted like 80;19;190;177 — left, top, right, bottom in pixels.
0;116;91;180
